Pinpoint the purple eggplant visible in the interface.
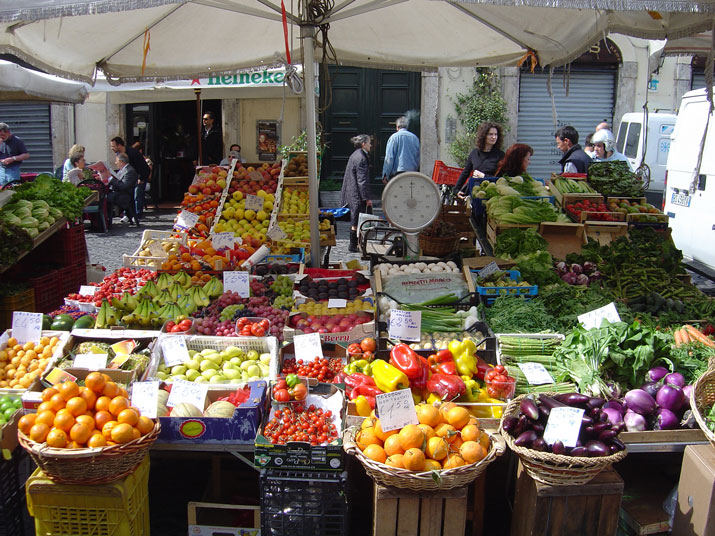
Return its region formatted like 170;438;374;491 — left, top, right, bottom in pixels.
539;394;567;410
502;416;519;433
586;440;610;457
664;372;686;388
656;384;684;412
624;389;657;416
532;423;545;435
646;366;669;383
555;393;590;407
682;385;694;409
581;415;594;427
611;438;626;451
538;404;551;420
531;438;547;452
653;408;679;430
514;430;538;448
641;381;660;398
551;440;566;455
624;410;647;432
520;398;540;421
602;407;624;427
592;422;610;434
587;397;606;409
570;446;588;457
603;400;625;415
598;429;618;442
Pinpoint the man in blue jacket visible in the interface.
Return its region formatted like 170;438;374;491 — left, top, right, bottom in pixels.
0;123;29;186
382;116;419;183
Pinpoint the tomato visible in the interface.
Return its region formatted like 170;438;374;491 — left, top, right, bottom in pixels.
273;388;290;402
275;379;287;390
251;324;266;337
291;382;308;401
360;337;376;353
259;319;270;329
347;343;362;356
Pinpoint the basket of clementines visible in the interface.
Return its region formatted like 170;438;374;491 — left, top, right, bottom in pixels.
17;372;160;485
343;401;505;491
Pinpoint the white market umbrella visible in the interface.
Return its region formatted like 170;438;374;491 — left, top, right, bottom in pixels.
0;0;711;263
0;59;87;103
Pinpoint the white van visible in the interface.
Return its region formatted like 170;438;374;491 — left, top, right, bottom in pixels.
616;112;676;196
663;87;714;276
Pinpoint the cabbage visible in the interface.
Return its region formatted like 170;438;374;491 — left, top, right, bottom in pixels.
19;216;39;228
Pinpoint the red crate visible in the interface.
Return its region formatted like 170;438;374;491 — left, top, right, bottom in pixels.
27;270;61;314
47;223;87;266
432;160;463;186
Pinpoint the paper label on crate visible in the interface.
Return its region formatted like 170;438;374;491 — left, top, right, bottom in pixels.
478;261;500;278
327;298;347;308
223;271;250;298
543;406;585;447
388;309;421;342
108;353;130;369
166;379;208;409
174;210;199;231
78;285;97;296
518;363;554;385
0;331;9;348
245;194;264;212
294;332;324;361
44;367;78;386
74;353;108;370
376;389;419;432
131;381;159;419
110;339;137;355
11;311;43;344
210;232;236;250
162;336;190;367
148;241;165;257
578;302;620;330
266;224;287;241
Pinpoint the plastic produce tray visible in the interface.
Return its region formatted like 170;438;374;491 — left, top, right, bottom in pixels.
472;269;538;305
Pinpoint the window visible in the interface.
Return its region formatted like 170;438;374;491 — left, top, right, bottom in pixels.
616;122;629;153
624;123;641;158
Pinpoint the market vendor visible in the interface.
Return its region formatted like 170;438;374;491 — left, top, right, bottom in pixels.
591;129;633;170
0;122;29;186
341;134;373;253
555;125;591;173
454;122;504;199
494;143;533;177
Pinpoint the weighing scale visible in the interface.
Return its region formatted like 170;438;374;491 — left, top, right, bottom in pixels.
381;172;442;259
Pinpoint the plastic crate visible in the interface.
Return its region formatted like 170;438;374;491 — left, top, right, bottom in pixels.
26;269;61;314
472;269;538;305
0;487;29;536
46;223;87;266
432;160;462;186
0;288;34;331
467;176;553;222
260;469;349;536
26;455;150;536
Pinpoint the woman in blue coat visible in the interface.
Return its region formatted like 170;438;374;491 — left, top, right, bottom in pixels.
340;134;373;253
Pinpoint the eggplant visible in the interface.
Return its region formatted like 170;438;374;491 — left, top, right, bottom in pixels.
603;400;625;415
586;440;610;457
502;416;519;433
611;438;626;451
581;415;594;427
520;398;540;421
602;407;624;427
538;404;551;420
531;438;547;452
551;440;566;455
514;430;538;448
682;385;694;409
570;446;588;457
624;410;647;432
598;429;618;442
624;389;657;416
646;366;669;383
653;408;679;430
587;406;601;418
598;410;609;422
592;422;610;434
532;423;545;435
539;394;567;410
587;397;606;409
641;381;660;398
581;426;595;440
664;372;685;388
555;393;590;407
656;384;684;412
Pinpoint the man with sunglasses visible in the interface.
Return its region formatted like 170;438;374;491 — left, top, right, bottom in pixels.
200;111;223;166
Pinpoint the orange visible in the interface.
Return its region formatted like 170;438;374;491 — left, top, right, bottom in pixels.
41;387;58;402
373;419;397;442
131;427;141;440
403;448;426;471
108;396;129;417
383;434;404;457
478;431;491;451
416;404;441;427
35;410;56;428
385;454;405;469
76;414;96;429
36;401;54;414
46;428;68;448
58;381;80;401
425;436;449;461
118;387;129;399
460;441;487;464
360;416;376;430
136;416;154;435
417;424;436;441
67;440;84;449
363;444;387;464
102;381;120;399
70;422;93;444
434;423;458;444
29;423;50;443
48;393;66;412
87;433;107;448
467;416;480;427
446;406;470;430
356;427;382;451
18;413;36;435
102;420;119;440
95;410;113;431
443;453;466;469
424;459;442;471
79;387;97;410
66;397;88;417
117;408;139;427
52;410;75;433
85;372;106;394
438;401;457;422
460;424;480;443
451;435;464;451
95;396;111;413
110;423;134;444
397;424;425;451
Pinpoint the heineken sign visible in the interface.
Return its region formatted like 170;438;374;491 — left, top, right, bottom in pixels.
205;70;286;86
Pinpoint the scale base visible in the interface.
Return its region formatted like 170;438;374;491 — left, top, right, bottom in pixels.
403;232;420;260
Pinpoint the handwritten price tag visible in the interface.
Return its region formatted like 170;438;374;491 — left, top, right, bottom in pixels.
294;332;324;361
166;379;208;409
266;224;287;241
162;336;190;367
543;406;585;447
148;241;165;257
245;194;264;212
74;353;108;370
131;381;159;419
211;232;236;250
12;311;43;344
174;210;199;231
578;302;620;330
79;285;97;296
327;298;347;308
376;389;419;432
223;271;250;298
388;309;421;342
479;261;500;278
518;363;554;385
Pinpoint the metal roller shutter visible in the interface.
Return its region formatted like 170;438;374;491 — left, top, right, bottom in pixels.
0;102;52;174
517;69;616;179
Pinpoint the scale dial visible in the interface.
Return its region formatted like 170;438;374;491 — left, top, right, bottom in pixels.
381;172;441;233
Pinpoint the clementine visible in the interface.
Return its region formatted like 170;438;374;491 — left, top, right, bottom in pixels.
46;428;68;448
403;448;426;471
397;424;425;451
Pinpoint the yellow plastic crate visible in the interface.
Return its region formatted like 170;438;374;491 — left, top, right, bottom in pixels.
26;455;149;536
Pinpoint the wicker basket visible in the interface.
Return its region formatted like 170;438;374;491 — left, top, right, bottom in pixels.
691;369;715;447
418;233;458;257
708;355;715;371
343;426;505;491
500;394;627;486
18;420;160;485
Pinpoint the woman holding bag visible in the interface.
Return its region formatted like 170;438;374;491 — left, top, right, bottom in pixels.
341;134;373;253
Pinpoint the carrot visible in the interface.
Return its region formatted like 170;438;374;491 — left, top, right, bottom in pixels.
673;329;683;347
680;328;691;345
683;325;715;348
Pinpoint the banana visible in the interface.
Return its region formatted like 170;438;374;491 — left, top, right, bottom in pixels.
95;300;107;328
194;286;210;307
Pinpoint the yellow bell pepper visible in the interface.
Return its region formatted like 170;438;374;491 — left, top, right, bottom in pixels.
426;393;441;405
371;360;409;393
449;339;478;378
470;389;504;418
354;395;372;417
412;391;422;405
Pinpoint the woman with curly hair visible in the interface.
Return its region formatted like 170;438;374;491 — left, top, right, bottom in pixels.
454;122;504;198
495;143;533;177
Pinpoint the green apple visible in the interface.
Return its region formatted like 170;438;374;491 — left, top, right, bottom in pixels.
185;369;200;381
171;365;187;376
201;369;218;380
200;359;218;372
246;350;259;361
259;353;272;365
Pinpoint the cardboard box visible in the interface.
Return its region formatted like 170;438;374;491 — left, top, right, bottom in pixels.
462;256;515;270
254;383;346;471
187;502;260;536
283;317;375;345
279;342;347;382
585;222;629;245
538;221;588;259
0;406;21;452
485;219;538;250
673;444;715;535
157;381;266;444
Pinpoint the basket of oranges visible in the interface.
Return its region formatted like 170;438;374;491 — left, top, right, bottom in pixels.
343;402;505;491
17;372;160;485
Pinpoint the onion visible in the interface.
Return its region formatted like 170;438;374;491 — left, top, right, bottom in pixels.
602;408;624;427
653;408;679;430
571;263;583;274
664;372;685;388
655;384;684;412
624;410;647;431
625;389;657;416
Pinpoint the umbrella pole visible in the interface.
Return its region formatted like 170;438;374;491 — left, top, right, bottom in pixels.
195;88;202;165
302;24;321;267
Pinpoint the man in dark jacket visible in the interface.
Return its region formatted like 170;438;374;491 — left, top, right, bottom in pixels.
108;153;139;226
200;111;223;165
555;126;592;173
110;136;150;216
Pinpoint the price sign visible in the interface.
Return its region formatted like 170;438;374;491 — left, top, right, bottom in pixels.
162;336;190;367
12;311;43;344
578;302;621;330
73;353;108;370
266;224;287;241
166;379;208;409
131;381;159;419
211;232;236;250
376;389;419;432
388;309;421;342
518;363;554;385
245;194;264;212
174;210;199;231
79;285;97;296
223;271;250;298
543;406;585;447
327;298;347;308
148;241;165;257
294;332;324;361
478;262;500;278
247;170;263;181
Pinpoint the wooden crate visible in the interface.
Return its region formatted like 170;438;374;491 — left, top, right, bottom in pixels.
547;177;602;207
373;483;468;536
538;222;587;259
277;185;310;220
511;462;623;536
441;209;477;242
485;219;538;250
584;222;629;245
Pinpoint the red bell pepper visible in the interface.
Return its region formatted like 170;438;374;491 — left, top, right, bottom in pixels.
476;358;491;381
332;370;347;384
350;383;383;401
389;344;423;380
410;355;430;392
343;372;375;391
428;349;457;376
426;373;466;401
